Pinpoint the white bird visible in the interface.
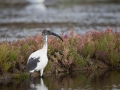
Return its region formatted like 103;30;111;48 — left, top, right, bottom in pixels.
27;30;63;78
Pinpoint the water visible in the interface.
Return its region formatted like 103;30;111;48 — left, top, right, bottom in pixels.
1;70;120;90
0;0;120;41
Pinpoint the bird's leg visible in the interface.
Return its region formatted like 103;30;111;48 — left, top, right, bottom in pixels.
40;69;43;78
30;73;33;81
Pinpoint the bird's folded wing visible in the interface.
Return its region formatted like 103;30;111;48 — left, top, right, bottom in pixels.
27;57;40;71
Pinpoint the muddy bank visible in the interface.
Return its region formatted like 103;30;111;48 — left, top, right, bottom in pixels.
0;59;112;81
0;67;109;82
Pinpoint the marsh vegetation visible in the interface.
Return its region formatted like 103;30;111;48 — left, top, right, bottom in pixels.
0;28;120;80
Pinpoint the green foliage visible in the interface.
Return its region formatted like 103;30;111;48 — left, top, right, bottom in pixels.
4;62;12;71
91;29;120;66
93;31;114;52
69;48;87;68
13;72;29;81
0;43;20;71
0;43;8;62
44;61;52;72
73;55;87;68
48;45;54;55
8;47;19;62
81;42;95;57
108;50;120;66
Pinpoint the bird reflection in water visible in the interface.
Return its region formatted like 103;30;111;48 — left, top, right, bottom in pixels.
29;78;48;90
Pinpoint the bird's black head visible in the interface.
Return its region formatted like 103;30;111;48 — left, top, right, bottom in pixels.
42;30;63;41
42;30;51;36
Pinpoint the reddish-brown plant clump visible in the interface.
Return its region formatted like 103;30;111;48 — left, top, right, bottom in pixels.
0;28;120;77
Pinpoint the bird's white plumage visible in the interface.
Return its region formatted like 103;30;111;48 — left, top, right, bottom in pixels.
27;44;48;76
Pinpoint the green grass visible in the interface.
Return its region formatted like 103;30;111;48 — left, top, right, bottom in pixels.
109;50;120;66
81;42;95;57
13;72;29;81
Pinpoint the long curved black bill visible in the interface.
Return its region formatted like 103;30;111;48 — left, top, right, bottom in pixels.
49;32;63;41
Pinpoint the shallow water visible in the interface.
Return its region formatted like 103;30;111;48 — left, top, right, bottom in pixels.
1;70;120;90
0;0;120;41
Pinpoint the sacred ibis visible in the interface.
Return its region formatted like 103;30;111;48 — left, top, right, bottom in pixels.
27;30;63;78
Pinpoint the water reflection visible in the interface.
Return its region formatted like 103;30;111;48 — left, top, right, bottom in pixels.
25;3;46;13
27;0;45;4
43;70;120;90
1;70;120;90
30;78;48;90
